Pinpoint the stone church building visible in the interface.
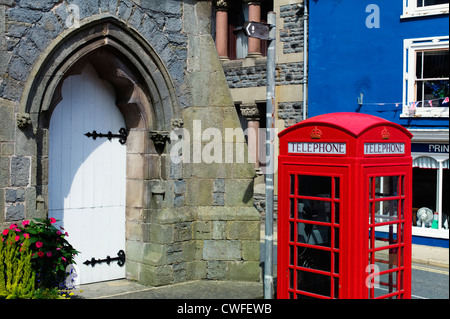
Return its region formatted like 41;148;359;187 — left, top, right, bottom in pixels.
0;0;260;286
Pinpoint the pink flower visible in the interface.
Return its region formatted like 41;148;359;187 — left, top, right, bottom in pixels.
22;220;30;227
23;233;30;239
56;230;62;235
46;251;52;257
36;241;43;248
61;256;67;262
2;229;8;236
37;251;44;258
49;218;56;224
9;224;18;230
15;235;20;241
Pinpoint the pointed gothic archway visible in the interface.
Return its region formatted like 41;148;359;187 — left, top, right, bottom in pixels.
20;17;181;283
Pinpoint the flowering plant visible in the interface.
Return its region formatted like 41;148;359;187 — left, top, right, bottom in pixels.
1;218;79;289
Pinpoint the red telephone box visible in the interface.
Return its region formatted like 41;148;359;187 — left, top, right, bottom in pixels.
277;113;413;299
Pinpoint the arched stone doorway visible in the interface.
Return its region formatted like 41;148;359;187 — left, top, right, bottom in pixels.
21;18;180;283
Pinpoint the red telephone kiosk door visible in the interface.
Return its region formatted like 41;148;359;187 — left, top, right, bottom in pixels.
277;113;412;299
279;164;346;299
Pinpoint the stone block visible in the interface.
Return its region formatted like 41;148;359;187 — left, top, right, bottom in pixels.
226;221;260;240
5;188;25;202
6;7;42;24
242;241;260;261
6;203;25;221
213;179;225;193
0;188;4;223
185;179;212;206
203;240;241;261
212;221;226;239
182;240;201;262
126;221;143;241
149;223;174;244
139;264;173;287
206;260;227;280
0;98;15;142
174;222;192;242
167;243;184;264
0;157;10;188
186;260;207;280
226;261;261;282
192;221;211;240
212;192;224;206
126;179;144;208
225;179;254;206
174;179;186;195
1;143;14;156
197;206;237;221
10;156;30;187
141;242;167;267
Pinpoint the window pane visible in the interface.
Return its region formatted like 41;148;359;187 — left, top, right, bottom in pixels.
298;199;331;222
290;198;295;218
374;224;400;247
375;176;399;198
297;270;331;297
422;0;448;6
290;175;295;195
334;177;340;199
334;203;340;224
424;80;449;101
416;51;423;78
422;50;449;79
375;200;399;222
298;223;330;247
298;175;332;198
297;248;331;272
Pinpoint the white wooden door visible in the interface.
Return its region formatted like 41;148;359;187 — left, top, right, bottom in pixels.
49;64;127;285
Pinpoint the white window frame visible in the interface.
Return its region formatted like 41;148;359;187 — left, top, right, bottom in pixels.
402;36;449;118
402;0;449;18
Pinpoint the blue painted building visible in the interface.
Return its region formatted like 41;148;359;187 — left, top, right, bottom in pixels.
308;0;449;247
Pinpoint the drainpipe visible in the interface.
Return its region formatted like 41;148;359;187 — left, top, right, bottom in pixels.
300;1;308;120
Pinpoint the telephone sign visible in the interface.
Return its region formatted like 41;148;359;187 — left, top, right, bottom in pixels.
277;112;413;299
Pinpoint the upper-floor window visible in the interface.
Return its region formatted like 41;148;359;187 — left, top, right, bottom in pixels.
402;0;449;18
403;36;449;118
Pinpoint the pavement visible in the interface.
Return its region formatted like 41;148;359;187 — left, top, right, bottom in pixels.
71;243;448;299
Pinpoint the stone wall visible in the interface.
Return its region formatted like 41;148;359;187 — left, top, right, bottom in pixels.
279;3;304;54
1;0;260;287
223;60;304;89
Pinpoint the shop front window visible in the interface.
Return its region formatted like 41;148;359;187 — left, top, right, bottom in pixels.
412;157;449;235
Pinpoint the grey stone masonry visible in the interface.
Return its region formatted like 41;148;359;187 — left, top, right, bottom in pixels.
223;60;304;89
278;101;304;127
280;3;304;54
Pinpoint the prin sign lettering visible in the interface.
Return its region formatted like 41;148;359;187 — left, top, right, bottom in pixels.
364;143;405;155
288;142;347;155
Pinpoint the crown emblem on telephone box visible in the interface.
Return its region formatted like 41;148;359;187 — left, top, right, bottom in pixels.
310;127;323;139
381;127;390;140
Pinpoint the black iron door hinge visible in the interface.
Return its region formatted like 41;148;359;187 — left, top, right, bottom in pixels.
85;128;128;145
83;250;126;267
